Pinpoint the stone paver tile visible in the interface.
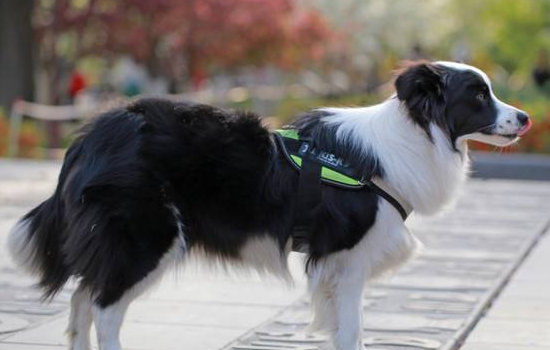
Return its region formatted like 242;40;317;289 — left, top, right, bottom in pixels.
0;181;54;202
119;323;247;350
127;299;282;328
2;317;68;346
466;319;550;347
505;274;550;296
461;342;548;350
0;159;60;181
0;218;20;230
4;316;248;350
508;246;550;278
488;235;550;300
0;344;65;350
486;295;550;320
0;344;148;350
0;219;25;267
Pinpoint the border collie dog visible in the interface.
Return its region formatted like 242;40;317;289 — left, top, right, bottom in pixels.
8;62;531;350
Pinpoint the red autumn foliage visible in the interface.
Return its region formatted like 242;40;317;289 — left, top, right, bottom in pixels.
34;0;335;86
0;114;8;156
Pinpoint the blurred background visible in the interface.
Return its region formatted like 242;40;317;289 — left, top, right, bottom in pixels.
0;0;549;158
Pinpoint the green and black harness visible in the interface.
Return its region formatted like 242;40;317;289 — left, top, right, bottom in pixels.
273;129;412;252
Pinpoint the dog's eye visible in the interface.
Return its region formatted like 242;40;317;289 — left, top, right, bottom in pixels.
476;92;486;100
476;91;488;101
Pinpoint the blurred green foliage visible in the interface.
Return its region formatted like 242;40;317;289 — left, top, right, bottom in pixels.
450;0;550;74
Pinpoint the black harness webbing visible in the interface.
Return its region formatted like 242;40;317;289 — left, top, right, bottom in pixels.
363;182;409;220
292;154;322;253
273;130;410;253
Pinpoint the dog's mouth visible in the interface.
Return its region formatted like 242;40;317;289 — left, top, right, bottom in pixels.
517;118;533;136
497;133;520;140
486;118;532;140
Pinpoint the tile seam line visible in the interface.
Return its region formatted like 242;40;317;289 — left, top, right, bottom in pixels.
139;298;294;308
0;309;69;342
442;211;550;350
214;293;308;350
0;340;152;350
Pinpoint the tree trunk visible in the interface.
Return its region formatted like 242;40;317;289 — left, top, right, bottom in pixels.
0;0;35;113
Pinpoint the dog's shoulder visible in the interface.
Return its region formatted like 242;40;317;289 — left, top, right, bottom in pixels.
289;109;382;179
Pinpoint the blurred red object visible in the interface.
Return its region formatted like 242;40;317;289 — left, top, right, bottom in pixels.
68;71;87;99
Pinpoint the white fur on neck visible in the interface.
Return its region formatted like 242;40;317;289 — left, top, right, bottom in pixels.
321;98;469;215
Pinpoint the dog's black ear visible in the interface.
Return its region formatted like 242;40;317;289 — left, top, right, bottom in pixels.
395;62;442;102
395;62;445;139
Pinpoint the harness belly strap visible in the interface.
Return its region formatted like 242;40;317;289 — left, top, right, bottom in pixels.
274;129;412;252
370;178;413;219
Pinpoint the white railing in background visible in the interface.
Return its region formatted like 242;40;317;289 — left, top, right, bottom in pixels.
6;80;324;157
8;99;98;157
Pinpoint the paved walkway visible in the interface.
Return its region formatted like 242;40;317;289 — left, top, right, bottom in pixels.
0;159;549;350
461;228;550;350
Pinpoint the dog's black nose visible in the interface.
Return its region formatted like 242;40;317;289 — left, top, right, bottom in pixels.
517;112;529;126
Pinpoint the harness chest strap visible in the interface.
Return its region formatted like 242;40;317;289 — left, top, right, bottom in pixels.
274;129;412;252
369;177;413;219
274;129;412;219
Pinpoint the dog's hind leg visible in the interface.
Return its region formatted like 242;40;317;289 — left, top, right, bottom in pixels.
91;239;183;350
91;267;164;350
92;296;134;350
67;285;92;350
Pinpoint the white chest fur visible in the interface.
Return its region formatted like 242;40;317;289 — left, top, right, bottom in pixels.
322;98;469;215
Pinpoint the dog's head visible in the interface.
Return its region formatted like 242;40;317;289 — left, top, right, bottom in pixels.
395;61;531;148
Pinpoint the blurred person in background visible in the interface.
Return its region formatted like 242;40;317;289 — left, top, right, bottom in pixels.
533;49;550;90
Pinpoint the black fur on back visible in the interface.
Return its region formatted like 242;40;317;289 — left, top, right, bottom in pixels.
17;98;382;307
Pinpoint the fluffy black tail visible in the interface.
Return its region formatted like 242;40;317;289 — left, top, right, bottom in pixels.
7;191;70;300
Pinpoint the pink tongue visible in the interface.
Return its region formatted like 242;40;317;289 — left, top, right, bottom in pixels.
517;118;532;136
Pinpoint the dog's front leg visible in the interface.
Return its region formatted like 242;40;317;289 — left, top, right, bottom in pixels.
331;274;365;350
309;261;367;350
